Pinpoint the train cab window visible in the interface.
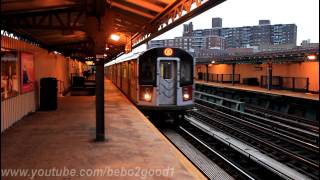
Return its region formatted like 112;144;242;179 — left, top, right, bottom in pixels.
180;59;192;86
161;62;172;79
139;57;156;85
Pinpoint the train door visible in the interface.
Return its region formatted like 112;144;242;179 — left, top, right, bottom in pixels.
158;59;177;105
131;60;137;102
128;62;131;97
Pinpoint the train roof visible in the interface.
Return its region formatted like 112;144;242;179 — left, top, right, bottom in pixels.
105;51;143;67
105;47;193;67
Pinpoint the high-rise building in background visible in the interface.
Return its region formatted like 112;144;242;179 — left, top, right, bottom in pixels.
148;18;298;58
212;17;222;28
259;20;271;25
183;22;193;36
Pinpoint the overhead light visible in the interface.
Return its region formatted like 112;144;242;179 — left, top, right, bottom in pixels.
307;54;317;60
104;54;107;57
106;47;109;50
86;61;94;66
110;34;120;41
211;60;216;64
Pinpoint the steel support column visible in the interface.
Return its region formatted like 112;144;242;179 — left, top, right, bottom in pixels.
232;63;235;86
95;59;105;141
206;64;209;82
267;62;272;90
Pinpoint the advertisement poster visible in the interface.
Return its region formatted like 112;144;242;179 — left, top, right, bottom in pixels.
1;50;19;100
21;52;34;93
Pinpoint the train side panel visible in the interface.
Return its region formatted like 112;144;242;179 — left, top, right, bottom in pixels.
112;65;116;83
121;61;129;96
129;60;138;103
106;59;138;103
116;63;121;88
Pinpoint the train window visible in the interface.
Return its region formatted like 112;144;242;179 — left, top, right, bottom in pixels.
161;62;172;79
180;59;192;86
139;57;156;85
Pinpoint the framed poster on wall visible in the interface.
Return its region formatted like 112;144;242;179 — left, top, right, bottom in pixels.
21;52;34;93
1;49;19;100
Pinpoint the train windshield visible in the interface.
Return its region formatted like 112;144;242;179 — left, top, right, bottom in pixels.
139;57;156;85
180;58;193;86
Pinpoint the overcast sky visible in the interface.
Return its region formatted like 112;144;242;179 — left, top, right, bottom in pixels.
130;0;319;53
154;0;319;43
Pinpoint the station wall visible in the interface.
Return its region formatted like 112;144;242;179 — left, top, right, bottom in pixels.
1;36;88;133
196;61;319;92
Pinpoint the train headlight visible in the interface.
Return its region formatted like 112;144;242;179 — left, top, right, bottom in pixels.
144;93;152;101
140;87;152;102
183;93;190;100
182;86;192;101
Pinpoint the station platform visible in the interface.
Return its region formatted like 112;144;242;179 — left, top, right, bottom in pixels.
197;81;319;101
1;80;206;180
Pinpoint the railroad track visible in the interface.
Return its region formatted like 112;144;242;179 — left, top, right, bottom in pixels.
196;98;319;150
173;122;288;180
177;121;293;180
245;104;319;133
188;102;319;179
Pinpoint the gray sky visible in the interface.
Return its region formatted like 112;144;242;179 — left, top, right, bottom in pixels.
154;0;319;44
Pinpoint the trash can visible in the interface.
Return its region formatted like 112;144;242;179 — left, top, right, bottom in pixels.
40;77;57;110
198;72;203;80
72;76;85;88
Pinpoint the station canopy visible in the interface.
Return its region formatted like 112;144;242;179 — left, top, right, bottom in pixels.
1;0;225;61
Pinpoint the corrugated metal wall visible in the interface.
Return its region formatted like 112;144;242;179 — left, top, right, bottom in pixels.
1;36;38;133
1;35;90;133
1;92;35;132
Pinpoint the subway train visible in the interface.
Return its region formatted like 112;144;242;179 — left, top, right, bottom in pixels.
105;47;194;118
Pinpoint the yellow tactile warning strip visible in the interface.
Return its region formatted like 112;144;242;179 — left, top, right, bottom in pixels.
110;81;208;180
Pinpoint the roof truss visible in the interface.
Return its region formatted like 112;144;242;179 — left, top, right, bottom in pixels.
1;0;226;60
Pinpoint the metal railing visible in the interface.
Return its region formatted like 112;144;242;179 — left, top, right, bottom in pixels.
197;73;240;83
261;76;309;92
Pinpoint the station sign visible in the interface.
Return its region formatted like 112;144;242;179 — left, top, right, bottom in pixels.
125;40;132;54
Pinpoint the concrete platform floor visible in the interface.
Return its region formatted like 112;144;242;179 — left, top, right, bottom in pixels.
1;80;206;180
197;80;319;101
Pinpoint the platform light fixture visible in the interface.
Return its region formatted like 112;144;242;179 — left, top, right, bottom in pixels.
307;54;317;60
86;61;94;66
110;34;120;41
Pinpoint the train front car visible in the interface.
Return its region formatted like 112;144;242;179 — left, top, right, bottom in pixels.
137;47;194;117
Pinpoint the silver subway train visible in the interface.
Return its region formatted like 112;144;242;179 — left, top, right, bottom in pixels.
105;47;194;115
